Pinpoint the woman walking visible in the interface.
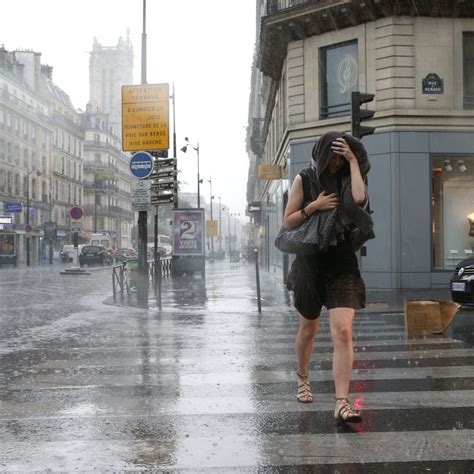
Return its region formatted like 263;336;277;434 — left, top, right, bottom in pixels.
283;131;374;423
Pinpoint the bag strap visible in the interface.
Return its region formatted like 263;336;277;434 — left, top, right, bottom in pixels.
300;169;315;207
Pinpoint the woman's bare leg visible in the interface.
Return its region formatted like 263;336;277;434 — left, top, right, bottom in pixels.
295;313;320;375
329;307;356;416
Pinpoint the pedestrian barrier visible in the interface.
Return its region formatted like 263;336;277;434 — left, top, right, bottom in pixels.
112;264;127;296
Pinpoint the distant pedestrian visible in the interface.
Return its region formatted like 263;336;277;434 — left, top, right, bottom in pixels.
283;131;374;423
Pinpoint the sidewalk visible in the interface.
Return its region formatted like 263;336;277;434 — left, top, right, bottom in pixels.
1;260;472;471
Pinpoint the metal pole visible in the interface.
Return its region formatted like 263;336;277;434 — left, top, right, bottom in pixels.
172;82;178;209
49;189;53;264
26;176;30;267
209;178;214;258
197;143;200;208
255;247;262;313
137;0;148;280
141;0;147;85
218;196;222;252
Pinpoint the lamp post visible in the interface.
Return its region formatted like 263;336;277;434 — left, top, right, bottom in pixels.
218;196;222;252
230;212;240;254
180;138;200;208
25;170;42;267
207;178;214;258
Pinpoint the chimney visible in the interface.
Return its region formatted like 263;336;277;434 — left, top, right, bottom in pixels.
0;45;7;70
41;64;53;80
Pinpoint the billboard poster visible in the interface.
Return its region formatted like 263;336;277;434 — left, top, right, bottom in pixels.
172;209;205;256
0;233;16;256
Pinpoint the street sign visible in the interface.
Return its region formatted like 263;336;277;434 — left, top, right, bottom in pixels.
0;215;13;225
130;151;154;179
71;221;83;232
154;158;176;169
151;194;175;205
122;83;169;152
69;206;84;220
132;185;151;212
150;170;177;180
4;202;22;213
25;224;32;233
44;222;57;240
151;181;175;191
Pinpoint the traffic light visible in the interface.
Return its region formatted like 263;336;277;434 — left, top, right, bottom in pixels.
351;91;375;139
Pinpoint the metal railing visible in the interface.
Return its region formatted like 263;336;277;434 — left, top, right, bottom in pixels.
266;0;321;15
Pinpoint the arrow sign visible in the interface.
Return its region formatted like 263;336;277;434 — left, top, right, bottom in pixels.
151;194;175;204
151;182;175;191
150;170;177;179
154;158;176;169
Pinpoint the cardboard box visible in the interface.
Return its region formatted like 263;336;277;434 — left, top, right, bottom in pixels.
404;299;461;335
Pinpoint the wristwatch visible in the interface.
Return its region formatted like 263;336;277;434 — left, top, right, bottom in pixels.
301;207;309;220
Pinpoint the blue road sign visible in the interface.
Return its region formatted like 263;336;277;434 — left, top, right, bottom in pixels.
130;152;153;179
4;202;22;213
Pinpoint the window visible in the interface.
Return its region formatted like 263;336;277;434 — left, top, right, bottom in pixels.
42;155;47;174
463;32;474;109
94;153;101;163
14;174;19;195
432;156;474;269
23;149;29;168
94;133;100;143
320;40;358;119
31;126;36;143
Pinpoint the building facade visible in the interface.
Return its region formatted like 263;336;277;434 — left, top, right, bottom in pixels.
39;66;84;248
81;109;134;247
89;35;133;129
247;0;474;289
0;48;53;264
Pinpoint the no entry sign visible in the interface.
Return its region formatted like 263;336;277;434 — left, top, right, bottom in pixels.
69;206;83;220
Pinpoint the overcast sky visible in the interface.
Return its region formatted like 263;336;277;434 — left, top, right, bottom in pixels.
1;0;256;219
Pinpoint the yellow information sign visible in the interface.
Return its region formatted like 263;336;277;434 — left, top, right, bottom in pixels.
122;83;169;152
206;220;219;237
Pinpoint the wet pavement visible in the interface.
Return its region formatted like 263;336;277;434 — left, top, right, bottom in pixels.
0;261;473;472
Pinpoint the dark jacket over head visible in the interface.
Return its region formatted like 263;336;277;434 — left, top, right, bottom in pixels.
307;131;375;251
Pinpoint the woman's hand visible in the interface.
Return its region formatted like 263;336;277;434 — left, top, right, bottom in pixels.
331;137;357;163
311;191;339;211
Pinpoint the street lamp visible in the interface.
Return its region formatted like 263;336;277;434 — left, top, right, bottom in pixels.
207;178;215;258
180;138;200;208
230;212;240;255
218;196;222;252
25;169;42;267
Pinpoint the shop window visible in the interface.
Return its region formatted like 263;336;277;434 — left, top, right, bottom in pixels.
320;40;358;119
432;156;474;270
463;32;474;109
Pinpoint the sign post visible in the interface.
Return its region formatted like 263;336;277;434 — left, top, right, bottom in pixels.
122;84;170;291
69;206;83;269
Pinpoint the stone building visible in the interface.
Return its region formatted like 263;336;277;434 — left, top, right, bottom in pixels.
0;47;53;264
89;35;133;130
81;108;133;247
82;36;134;248
247;0;474;290
38;66;84;248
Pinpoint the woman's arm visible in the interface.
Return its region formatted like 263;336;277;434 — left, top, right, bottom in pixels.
331;137;366;204
283;175;339;230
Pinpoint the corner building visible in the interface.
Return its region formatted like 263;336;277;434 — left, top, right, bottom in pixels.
247;0;474;289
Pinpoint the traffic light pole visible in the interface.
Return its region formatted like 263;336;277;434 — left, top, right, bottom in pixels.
351;91;375;139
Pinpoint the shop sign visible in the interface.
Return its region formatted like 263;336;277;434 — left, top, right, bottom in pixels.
258;165;282;180
4;202;22;213
206;220;219;237
0;216;13;225
422;73;443;94
172;209;205;256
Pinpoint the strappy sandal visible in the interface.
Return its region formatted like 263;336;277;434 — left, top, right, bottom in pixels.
334;397;362;423
297;373;313;403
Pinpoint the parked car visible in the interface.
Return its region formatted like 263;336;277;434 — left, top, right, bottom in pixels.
450;257;474;305
60;244;83;263
79;245;112;266
60;244;75;263
114;247;136;262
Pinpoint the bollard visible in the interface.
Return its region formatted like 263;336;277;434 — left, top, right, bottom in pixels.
254;247;262;313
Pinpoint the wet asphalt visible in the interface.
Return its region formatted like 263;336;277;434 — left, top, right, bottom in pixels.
0;260;473;472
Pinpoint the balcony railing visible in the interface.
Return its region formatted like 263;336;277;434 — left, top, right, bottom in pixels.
83;140;123;155
83;181;119;193
266;0;321;15
83;161;119;174
0;88;50;123
83;204;134;219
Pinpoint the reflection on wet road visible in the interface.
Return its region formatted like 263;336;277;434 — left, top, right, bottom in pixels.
0;262;473;471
